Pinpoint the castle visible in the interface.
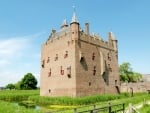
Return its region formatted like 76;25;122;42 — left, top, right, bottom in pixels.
40;12;120;97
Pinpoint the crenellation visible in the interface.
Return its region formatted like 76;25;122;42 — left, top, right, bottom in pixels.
79;32;114;50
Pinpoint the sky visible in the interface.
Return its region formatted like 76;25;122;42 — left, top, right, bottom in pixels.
0;0;150;87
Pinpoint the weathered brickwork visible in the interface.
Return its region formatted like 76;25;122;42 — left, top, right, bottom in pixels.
40;12;120;97
120;74;150;93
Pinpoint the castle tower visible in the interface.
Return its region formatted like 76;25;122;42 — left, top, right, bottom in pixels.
40;12;120;97
70;12;80;40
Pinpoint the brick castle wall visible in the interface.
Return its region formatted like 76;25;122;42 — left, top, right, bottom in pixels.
40;15;120;97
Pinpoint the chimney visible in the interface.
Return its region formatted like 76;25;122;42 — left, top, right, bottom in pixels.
85;23;89;35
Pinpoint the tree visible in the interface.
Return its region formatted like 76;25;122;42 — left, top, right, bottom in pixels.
119;62;132;82
14;81;21;90
119;62;142;82
6;83;15;90
20;73;37;90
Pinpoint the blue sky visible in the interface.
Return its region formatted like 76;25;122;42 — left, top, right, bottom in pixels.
0;0;150;86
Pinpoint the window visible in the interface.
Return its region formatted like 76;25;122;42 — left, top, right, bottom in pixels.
93;66;96;75
80;52;84;62
41;60;45;68
92;52;95;60
64;51;68;58
55;54;58;61
89;82;91;86
67;66;71;78
48;68;51;77
49;89;51;93
60;66;64;75
47;57;50;63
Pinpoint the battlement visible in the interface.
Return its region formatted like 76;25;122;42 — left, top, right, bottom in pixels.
45;27;71;45
79;32;114;51
44;25;116;52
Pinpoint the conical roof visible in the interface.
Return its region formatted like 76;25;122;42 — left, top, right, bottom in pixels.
71;12;78;23
61;19;68;29
109;32;117;40
61;19;68;26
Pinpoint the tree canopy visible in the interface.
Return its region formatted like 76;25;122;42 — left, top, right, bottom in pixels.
20;73;37;90
119;62;142;82
5;73;38;90
6;83;15;90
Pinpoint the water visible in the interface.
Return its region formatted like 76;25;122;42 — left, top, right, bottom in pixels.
13;102;41;110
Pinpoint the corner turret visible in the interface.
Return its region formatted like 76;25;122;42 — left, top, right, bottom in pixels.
108;32;118;52
70;12;80;40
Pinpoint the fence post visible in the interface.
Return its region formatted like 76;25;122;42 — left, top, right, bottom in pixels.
128;103;132;113
108;103;112;113
74;108;77;113
93;104;96;110
90;110;93;113
122;103;125;113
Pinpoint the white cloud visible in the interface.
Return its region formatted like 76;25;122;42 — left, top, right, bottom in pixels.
0;33;44;86
0;38;28;58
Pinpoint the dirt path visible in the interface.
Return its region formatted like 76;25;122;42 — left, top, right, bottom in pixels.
124;101;150;113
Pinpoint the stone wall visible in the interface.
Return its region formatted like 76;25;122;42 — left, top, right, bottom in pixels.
120;82;149;93
40;32;77;97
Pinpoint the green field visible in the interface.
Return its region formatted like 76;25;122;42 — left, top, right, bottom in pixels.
0;90;150;113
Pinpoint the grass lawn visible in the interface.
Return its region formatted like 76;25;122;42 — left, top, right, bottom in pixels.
0;90;150;113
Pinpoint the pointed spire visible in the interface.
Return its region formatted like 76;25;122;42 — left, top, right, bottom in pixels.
62;19;68;26
71;5;79;24
61;18;68;29
71;12;78;23
109;32;117;40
